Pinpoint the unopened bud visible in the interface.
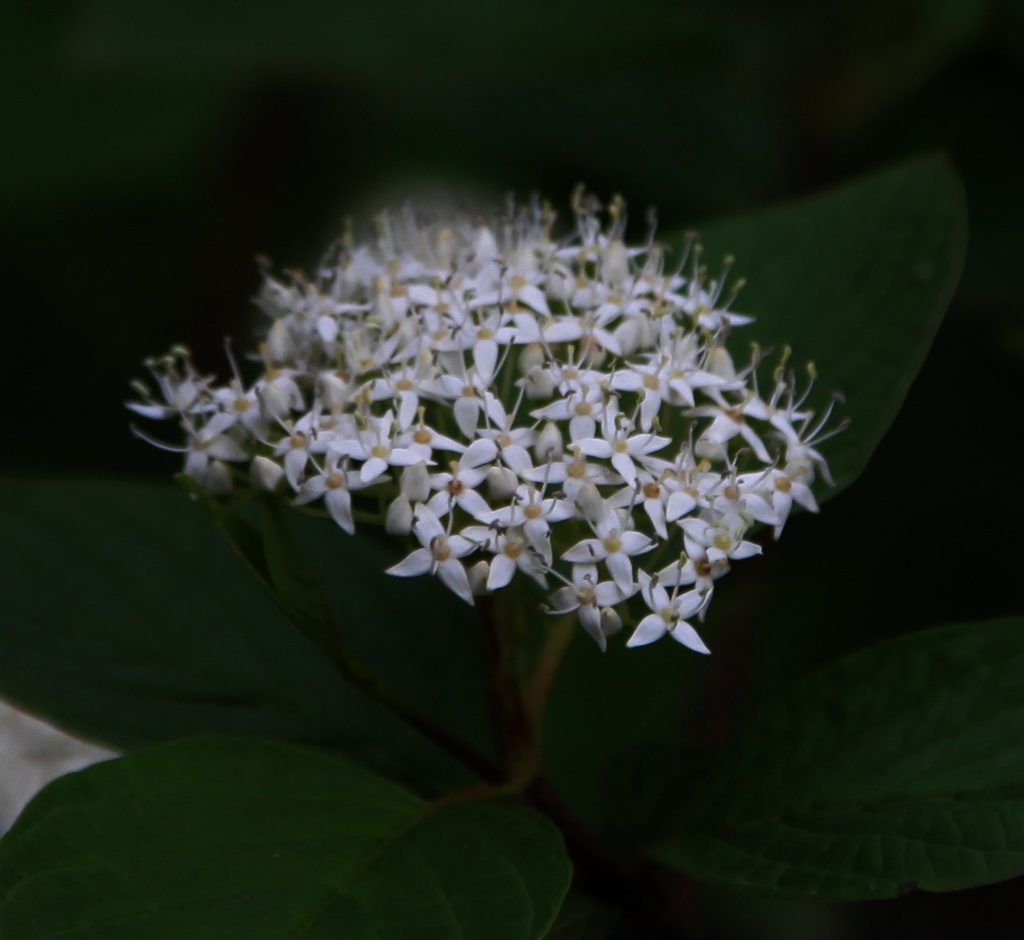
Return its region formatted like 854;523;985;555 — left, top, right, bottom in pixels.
473;227;499;264
468;560;491;597
487;465;519;502
251;456;284;492
266;320;296;364
204;460;233;497
318;372;350;408
574;481;606;525
385;494;414;535
546;263;573;301
260;381;291;419
518;342;545;375
602;238;629;287
534;421;563;462
705;345;737;381
400;461;431;503
599;606;623;638
523;365;556;400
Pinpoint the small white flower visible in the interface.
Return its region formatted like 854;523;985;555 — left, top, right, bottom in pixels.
575;403;672;484
562;509;656;593
386;505;478;604
627;572;710;651
426;438;498;520
331;410;424;485
544;564;634;651
293;453;367;534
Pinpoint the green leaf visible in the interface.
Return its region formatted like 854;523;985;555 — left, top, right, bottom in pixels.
175;474;273;586
653;617;1024;899
0;479;492;789
691;153;967;493
177;477;337;652
260;495;337;643
0;738;571;939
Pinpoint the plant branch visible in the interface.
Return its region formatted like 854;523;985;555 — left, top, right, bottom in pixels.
480;591;538;781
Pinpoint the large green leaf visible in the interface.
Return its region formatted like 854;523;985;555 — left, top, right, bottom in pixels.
0;738;570;939
653;617;1024;899
693;153;967;492
0;479;492;789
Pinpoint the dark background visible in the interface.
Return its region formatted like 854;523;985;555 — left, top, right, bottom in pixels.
3;2;1024;936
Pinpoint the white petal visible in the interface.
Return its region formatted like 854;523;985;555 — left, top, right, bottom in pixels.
438;559;475;605
619;531;655;555
453;397;480;438
645;498;668;539
543;318;584;343
517;284;551;315
578;605;607;651
673;589;707;621
669;620;710;654
730;540;762;560
411;504;445;542
397;391;419;429
325;488;355;534
457;489;493;520
360;456;388;484
387;447;425;468
487;554;517;591
386;548;433;578
611;452;637;484
626;614;667;647
473;339;499;380
666;491;697;522
501;445;533;475
595;580;634;605
577;438;613;459
317;315;339;345
461;437;498;469
426;490;453;518
562;539;605;563
605;551;634;593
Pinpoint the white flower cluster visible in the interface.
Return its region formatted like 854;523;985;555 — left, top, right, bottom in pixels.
130;191;840;652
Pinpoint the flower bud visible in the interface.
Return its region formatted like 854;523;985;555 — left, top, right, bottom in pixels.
318;371;351;408
599;606;623;638
385;494;414;535
251;455;284;492
512;243;539;278
472;227;500;265
260;381;292;419
545;262;573;302
435;227;456;269
204;460;233;497
523;365;556;400
468;560;491;597
534;421;563;463
574;481;606;525
487;465;519;502
400;461;431;503
602;238;629;287
695;434;728;463
614;316;653;358
266;319;296;364
705;345;737;381
518;342;545;375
